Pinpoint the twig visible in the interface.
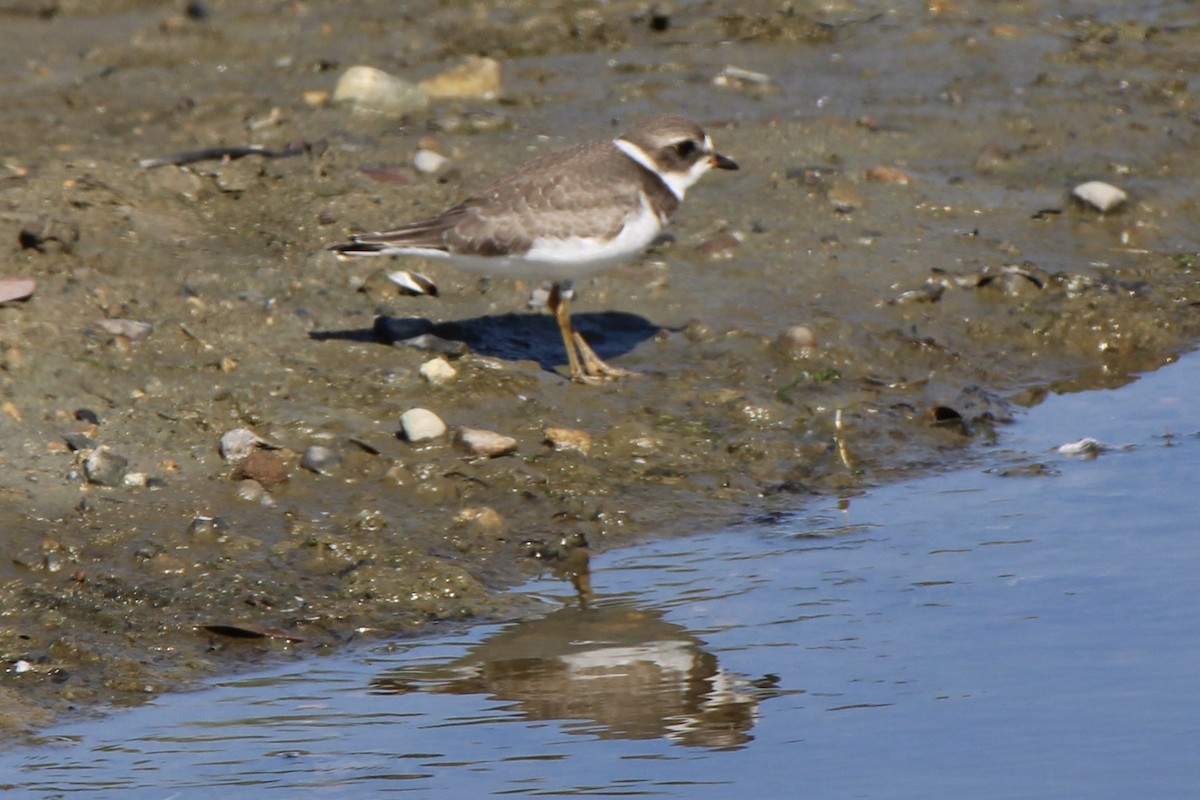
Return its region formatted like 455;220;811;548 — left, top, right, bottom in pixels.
138;140;320;169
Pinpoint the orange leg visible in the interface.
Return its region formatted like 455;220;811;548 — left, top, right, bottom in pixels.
547;282;634;382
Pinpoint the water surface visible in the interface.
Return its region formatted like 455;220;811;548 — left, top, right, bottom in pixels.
5;352;1199;798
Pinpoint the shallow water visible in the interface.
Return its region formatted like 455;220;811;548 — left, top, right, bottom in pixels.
5;348;1198;797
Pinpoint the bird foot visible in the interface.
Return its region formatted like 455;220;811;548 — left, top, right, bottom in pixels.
570;332;639;383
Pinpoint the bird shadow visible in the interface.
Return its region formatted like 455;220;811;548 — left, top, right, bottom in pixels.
310;311;660;373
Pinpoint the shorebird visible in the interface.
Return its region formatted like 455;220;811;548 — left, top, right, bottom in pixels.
329;114;738;382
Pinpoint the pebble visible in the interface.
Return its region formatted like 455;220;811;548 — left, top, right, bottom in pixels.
400;333;469;357
774;325;819;358
713;64;772;90
84;447;129;486
1057;437;1108;458
219;427;268;461
544;426;592;455
413;148;450;175
236;448;288;487
18;216;79;253
865;165;913;185
63;431;97;452
455;427;518;458
333;65;430;116
454;506;505;532
236;478;272;504
695;232;741;260
122;472;149;488
0;276;36;304
92;318;153;341
301;445;341;475
74;408;101;425
825;178;863;213
400;408;448;442
1071;180;1127;213
419;357;458;385
419;56;501;100
431;110;511;135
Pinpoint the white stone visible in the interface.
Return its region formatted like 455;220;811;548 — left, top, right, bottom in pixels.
413;149;449;174
333;65;430;116
455;427;518;458
219;427;266;461
400;408;448;442
419;357;458;385
1071;180;1127;213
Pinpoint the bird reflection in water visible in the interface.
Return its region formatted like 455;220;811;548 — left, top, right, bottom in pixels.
371;534;782;749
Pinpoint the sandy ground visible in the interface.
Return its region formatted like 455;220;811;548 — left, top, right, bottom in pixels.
0;0;1198;736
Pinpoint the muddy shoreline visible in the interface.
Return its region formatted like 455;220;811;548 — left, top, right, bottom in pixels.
1;0;1198;739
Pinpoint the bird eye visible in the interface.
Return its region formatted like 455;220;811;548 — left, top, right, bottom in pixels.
673;140;698;158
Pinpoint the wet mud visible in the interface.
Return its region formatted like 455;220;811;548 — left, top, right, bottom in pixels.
1;0;1198;737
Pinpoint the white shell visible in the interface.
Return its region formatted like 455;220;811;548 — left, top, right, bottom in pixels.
220;428;267;461
1071;181;1127;213
387;270;438;296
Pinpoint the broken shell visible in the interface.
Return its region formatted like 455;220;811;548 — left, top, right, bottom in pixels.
387;270;438;296
333;65;430;115
1070;180;1127;213
219;428;269;461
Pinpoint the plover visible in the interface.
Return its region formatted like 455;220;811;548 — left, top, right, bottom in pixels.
329;114;738;382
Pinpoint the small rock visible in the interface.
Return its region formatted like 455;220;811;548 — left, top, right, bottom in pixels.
333;65;430;116
455;427;518;458
419;56;501;100
236;448;288;487
400;408;448;442
1057;437;1108;458
431;110;511;135
419;357;458;385
454;506;505;532
92;319;153;341
84;447;129;486
713;65;772;89
74;408;101;425
696;232;741;260
544;426;591;455
18;216;79;253
63;431;97;452
0;276;36;304
401;333;468;357
774;325;819;358
826;178;862;213
235;478;267;503
1071;180;1127;213
301;445;341;475
923;405;966;434
302;89;331;108
357;164;411;184
220;428;268;461
122;472;149;488
188;516;228;537
373;315;435;343
865;165;913;185
413;148;450;175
